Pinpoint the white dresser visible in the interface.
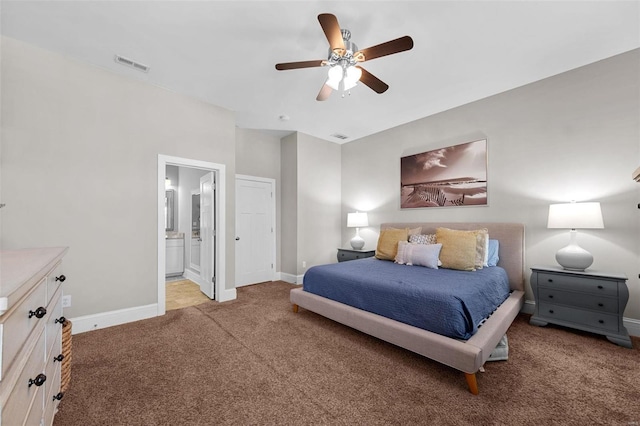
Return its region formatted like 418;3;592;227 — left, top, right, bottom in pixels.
0;247;68;426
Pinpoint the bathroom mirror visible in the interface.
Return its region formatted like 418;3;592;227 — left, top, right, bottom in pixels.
165;190;175;231
190;192;201;270
191;193;200;233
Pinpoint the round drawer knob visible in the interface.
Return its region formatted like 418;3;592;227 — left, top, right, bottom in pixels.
28;373;47;387
549;310;554;314
55;275;66;282
53;354;65;363
547;279;553;283
598;303;604;307
55;316;67;325
53;392;64;401
597;285;603;289
28;307;47;319
548;295;554;299
598;319;604;324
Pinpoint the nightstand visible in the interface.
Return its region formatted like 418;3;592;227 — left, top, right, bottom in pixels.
529;266;632;348
337;248;375;262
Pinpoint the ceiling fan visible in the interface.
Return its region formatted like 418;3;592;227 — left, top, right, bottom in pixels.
275;13;414;101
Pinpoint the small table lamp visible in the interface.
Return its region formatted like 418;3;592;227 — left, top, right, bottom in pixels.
347;212;369;250
547;202;604;271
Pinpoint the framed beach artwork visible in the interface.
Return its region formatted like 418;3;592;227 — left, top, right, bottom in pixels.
400;139;487;208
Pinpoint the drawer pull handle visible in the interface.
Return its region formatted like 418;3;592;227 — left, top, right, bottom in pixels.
598;320;604;324
598;303;604;307
55;275;66;282
549;310;554;314
597;285;603;289
53;354;65;362
28;373;46;387
55;316;67;325
28;307;47;319
548;295;554;299
53;392;64;401
547;279;553;283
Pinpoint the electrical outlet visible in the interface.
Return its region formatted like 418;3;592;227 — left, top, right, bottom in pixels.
62;295;72;308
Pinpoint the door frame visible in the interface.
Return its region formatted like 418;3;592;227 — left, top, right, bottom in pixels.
235;174;276;286
158;155;226;315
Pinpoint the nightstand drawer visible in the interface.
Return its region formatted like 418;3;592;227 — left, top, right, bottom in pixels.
538;288;617;313
337;249;375;262
537;272;617;297
538;302;619;333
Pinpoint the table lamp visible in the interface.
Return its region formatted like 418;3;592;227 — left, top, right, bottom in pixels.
347;212;369;250
547;201;604;271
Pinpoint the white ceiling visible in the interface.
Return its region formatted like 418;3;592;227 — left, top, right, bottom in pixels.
2;1;639;143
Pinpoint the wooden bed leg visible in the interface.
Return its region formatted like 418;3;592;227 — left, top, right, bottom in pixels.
292;304;299;313
465;373;479;395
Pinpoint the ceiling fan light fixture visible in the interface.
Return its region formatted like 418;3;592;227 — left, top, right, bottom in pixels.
326;65;343;90
343;66;362;90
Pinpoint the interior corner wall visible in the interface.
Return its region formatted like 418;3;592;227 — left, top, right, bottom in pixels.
280;133;298;275
0;36;237;318
235;128;283;273
341;49;640;321
296;133;341;275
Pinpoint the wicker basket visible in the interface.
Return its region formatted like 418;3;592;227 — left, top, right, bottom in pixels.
61;320;72;393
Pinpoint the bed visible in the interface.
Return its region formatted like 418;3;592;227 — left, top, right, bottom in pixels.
290;222;525;395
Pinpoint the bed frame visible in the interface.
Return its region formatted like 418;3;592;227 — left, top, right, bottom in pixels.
290;222;525;395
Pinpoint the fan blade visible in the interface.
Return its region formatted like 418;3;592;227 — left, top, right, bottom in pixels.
316;84;332;101
275;60;326;71
358;67;389;94
318;13;345;55
354;36;414;62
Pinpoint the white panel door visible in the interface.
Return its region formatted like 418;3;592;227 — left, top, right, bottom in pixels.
235;178;274;287
199;172;215;299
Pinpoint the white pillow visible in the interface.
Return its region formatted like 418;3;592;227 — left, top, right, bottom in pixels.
395;241;442;269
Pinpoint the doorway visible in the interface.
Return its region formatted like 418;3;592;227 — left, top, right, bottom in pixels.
157;155;228;316
235;175;276;287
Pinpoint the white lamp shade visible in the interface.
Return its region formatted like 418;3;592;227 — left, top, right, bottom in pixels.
347;212;368;228
547;202;604;229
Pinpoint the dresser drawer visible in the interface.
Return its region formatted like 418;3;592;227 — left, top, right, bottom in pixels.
2;328;46;426
538;302;619;332
337;249;375;262
538;288;617;313
45;288;63;363
43;360;62;426
45;262;65;303
537;272;617;297
0;278;48;380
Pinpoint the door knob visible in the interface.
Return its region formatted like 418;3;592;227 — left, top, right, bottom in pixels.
235;237;240;241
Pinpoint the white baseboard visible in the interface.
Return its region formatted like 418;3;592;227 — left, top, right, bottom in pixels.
69;304;158;335
280;272;303;285
183;269;203;285
521;299;639;337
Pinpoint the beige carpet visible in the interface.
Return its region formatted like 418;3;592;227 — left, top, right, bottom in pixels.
54;281;639;425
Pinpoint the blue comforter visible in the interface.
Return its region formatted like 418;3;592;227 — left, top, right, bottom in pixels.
303;257;510;339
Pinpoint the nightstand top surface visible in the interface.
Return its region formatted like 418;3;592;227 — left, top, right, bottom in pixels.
531;265;627;281
338;248;375;253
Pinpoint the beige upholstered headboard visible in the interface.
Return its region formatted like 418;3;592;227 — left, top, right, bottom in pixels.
380;222;525;292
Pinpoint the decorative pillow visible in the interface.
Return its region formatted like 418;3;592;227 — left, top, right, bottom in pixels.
487;239;500;267
375;228;409;260
395;241;442;269
474;229;489;270
436;228;478;271
409;233;437;245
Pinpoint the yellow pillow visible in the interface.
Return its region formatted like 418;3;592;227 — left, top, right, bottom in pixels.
375;228;409;260
436;228;478;271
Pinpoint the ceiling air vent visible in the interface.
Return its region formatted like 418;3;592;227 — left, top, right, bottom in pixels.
330;133;349;140
114;55;150;73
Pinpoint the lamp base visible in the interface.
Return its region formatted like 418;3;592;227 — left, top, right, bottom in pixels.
555;231;593;271
350;234;365;250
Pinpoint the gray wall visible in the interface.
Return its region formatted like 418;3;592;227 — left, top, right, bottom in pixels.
0;36;237;317
280;134;298;276
235;128;282;273
341;49;640;321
